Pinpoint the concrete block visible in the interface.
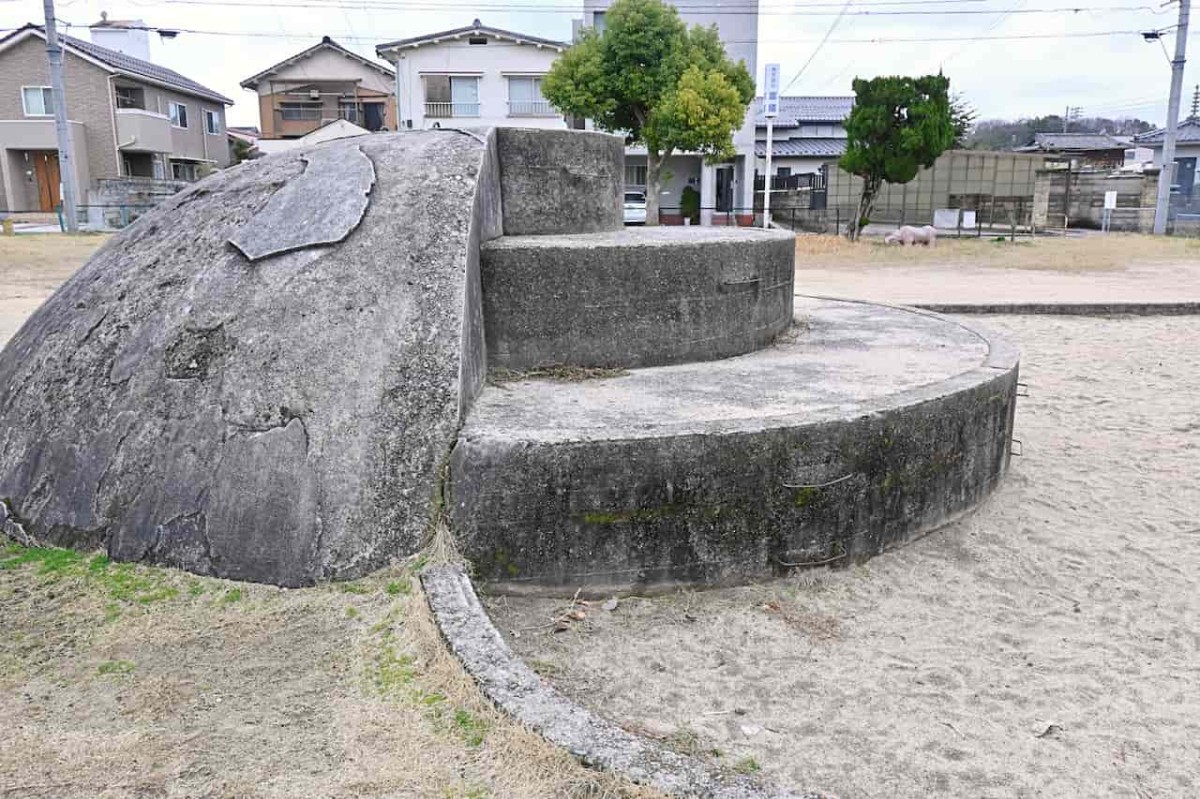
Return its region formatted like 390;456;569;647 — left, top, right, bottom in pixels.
495;127;623;235
481;227;796;369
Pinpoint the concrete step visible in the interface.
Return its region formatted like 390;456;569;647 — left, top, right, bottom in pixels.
450;296;1020;595
480;226;796;370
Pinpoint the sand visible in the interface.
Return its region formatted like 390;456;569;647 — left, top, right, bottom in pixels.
488;314;1200;799
0;235;108;348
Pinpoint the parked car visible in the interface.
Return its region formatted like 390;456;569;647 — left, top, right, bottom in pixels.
624;191;647;225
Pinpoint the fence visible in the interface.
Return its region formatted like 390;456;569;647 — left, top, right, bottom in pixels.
761;150;1049;236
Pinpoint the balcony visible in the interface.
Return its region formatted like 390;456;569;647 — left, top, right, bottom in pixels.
507;100;557;118
425;102;480;119
116;109;173;153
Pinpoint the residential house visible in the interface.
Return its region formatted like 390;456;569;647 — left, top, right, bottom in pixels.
241;37;397;140
582;0;759;224
1014;132;1130;169
0;22;232;214
375;20;568;131
755;95;853;182
1134;95;1200;199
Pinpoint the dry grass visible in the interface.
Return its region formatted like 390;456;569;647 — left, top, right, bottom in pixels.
795;232;1200;272
0;542;661;799
0;233;110;347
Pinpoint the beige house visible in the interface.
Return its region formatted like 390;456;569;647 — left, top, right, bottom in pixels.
241;37;397;140
0;22;232;214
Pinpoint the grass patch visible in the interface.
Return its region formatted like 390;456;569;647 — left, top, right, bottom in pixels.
385;580;411;596
453;708;491;748
1;544;179;604
733;756;761;775
219;588;244;604
97;659;135;676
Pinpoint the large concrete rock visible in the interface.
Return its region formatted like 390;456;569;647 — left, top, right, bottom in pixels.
0;130;501;586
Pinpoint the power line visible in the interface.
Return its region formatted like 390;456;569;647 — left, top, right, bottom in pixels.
55;18;1150;45
781;0;853;93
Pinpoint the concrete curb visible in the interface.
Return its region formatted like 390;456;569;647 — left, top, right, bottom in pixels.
913;302;1200;316
421;565;835;799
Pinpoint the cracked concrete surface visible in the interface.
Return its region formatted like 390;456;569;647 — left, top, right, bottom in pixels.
0;132;500;586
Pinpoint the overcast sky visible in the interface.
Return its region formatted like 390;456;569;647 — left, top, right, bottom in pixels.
3;0;1194;129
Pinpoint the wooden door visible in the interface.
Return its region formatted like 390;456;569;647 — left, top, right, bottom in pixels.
33;152;61;212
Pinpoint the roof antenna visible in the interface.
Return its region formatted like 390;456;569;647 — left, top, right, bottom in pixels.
1191;84;1199;121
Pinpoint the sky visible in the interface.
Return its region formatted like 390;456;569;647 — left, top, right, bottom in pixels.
2;0;1195;130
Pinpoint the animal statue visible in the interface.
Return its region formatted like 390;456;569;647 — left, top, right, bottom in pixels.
884;225;938;246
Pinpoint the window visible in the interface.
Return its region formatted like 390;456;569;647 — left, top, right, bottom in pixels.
114;85;145;110
593;11;606;32
423;75;479;118
171;161;199;181
624;164;647;187
169;102;189;128
203;109;220;135
280;102;321;120
21;86;53;116
507;76;553;117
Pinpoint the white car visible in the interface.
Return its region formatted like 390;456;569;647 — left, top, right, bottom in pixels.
623;191;647;225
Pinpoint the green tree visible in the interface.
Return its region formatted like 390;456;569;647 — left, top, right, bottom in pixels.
839;74;955;240
542;0;754;225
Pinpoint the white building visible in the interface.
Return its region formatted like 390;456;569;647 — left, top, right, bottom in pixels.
1134;115;1200;199
755;96;852;179
376;20;569;132
582;0;760;224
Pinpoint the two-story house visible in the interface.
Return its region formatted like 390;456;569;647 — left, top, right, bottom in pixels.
582;0;759;224
0;21;232;215
755;95;853;182
241;37;398;141
375;20;569;131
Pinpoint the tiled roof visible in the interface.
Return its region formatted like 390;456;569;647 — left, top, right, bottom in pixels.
0;25;232;105
377;19;567;53
1021;132;1127;152
754;138;847;158
1134;118;1200;145
242;36;394;89
754;95;854;127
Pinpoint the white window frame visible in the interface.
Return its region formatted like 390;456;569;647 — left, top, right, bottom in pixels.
506;75;554;117
203;109;221;135
169;101;189;129
21;86;53;117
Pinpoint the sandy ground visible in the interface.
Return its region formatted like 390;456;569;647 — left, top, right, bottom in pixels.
0;235;109;348
794;234;1200;305
489;314;1200;799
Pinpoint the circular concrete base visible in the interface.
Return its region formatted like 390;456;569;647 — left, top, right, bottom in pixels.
451;296;1020;594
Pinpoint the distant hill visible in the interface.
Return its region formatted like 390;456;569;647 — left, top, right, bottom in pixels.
966;115;1155;150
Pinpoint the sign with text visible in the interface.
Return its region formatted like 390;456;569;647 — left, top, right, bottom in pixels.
764;63;780;118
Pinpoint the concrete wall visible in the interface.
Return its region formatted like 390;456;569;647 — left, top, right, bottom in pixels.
386;36;566;131
1032;167;1159;232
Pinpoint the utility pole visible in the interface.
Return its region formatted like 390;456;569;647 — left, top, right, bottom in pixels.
1153;0;1190;235
42;0;80;232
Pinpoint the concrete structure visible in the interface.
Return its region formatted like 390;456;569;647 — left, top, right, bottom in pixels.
482;227;794;369
582;0;758;224
1032;166;1160;232
376;20;568;132
241;37;397;140
754;95;853;178
0;23;232;214
452;297;1018;593
0;127;1017;597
